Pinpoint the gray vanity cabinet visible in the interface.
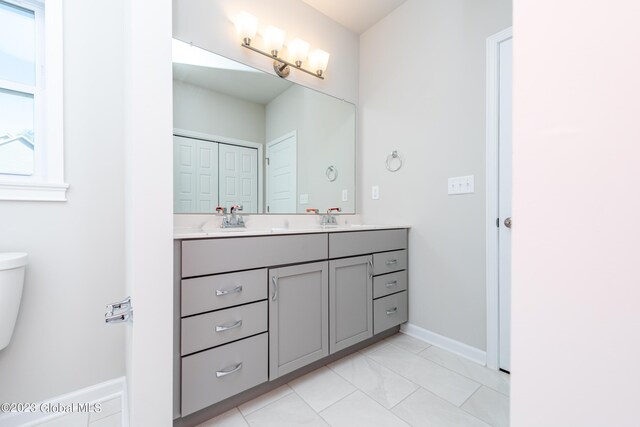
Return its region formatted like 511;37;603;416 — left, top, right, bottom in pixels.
329;256;373;353
268;261;329;380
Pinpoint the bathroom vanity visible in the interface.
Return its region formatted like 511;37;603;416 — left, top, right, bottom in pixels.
173;226;409;422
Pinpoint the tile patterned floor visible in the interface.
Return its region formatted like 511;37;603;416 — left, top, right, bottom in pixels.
198;333;510;427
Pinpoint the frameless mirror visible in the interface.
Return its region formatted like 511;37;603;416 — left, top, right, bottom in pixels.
172;39;356;214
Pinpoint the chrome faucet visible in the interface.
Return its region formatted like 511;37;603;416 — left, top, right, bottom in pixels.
221;205;245;228
321;207;341;226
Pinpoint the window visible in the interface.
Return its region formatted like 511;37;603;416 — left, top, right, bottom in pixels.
0;0;66;201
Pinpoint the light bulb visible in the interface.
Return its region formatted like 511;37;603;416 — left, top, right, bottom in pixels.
288;38;310;67
235;11;258;46
309;49;330;77
264;26;286;57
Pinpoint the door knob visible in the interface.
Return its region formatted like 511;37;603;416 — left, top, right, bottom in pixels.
504;217;512;228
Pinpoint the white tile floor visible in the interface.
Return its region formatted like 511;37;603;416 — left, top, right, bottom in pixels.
198;333;510;427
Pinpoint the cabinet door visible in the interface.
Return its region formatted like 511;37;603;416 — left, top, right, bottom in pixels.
269;261;329;379
329;255;373;353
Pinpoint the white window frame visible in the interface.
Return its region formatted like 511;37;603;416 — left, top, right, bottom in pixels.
0;0;67;201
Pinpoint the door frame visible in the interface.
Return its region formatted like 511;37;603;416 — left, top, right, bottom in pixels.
173;128;264;213
266;130;297;213
485;26;513;371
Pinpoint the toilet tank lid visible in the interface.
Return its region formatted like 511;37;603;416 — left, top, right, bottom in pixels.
0;253;28;271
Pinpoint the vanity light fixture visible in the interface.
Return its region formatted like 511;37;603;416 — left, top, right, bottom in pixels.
235;11;329;80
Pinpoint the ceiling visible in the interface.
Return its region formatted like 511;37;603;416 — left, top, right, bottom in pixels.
173;63;293;105
300;0;408;34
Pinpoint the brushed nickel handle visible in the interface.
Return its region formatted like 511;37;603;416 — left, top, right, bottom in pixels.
368;259;373;279
215;320;243;332
385;259;398;266
504;217;512;228
216;362;243;378
386;307;398;315
216;285;243;296
385;281;398;288
272;276;278;301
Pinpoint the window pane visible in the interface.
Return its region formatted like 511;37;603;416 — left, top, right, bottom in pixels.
0;1;35;85
0;88;34;176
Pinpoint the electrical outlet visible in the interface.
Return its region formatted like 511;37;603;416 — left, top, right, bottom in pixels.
342;189;348;202
372;185;380;200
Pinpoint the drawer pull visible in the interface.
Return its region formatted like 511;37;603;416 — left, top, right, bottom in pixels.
385;280;398;288
385;259;398;266
216;285;243;296
216;362;243;378
386;307;398;315
215;320;243;332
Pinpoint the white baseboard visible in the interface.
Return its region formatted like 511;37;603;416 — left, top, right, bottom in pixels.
401;323;487;366
0;377;127;427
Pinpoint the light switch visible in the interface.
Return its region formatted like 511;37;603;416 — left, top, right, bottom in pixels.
448;176;475;195
371;185;380;200
342;189;348;202
299;194;309;204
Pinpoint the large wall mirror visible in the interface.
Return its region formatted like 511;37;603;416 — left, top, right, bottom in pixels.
172;39;356;214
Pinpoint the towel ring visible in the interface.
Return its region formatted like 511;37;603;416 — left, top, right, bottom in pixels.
386;151;403;172
326;165;338;182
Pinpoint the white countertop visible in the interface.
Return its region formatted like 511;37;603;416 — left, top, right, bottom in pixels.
174;224;410;240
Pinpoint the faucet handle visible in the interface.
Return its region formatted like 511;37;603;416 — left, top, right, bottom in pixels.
230;205;243;214
306;208;320;214
215;207;226;214
327;207;342;213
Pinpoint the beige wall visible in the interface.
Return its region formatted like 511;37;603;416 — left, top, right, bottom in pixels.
359;0;512;350
265;85;356;213
511;1;640;425
173;80;266;144
0;0;126;402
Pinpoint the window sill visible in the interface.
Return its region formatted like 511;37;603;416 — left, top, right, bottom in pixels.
0;181;69;202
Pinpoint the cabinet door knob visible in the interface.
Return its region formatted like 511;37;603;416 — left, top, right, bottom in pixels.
271;276;279;301
216;362;243;378
216;285;243;296
215;320;243;332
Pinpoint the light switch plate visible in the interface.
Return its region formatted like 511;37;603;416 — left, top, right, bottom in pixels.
299;194;309;204
372;185;380;200
342;189;348;202
448;175;475;195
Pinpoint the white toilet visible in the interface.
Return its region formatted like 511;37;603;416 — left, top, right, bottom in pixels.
0;253;27;351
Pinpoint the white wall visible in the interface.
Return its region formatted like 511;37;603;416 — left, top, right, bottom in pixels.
266;85;356;213
512;1;640;426
0;0;126;402
359;0;512;350
172;0;359;104
173;80;265;143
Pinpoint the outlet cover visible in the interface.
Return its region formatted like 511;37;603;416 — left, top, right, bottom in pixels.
372;185;380;200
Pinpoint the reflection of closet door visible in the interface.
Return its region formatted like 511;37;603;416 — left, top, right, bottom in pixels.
266;133;297;213
173;136;219;213
218;143;258;212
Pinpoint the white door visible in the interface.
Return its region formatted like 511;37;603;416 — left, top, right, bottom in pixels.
218;143;258;212
173;136;219;213
266;133;297;213
498;37;513;372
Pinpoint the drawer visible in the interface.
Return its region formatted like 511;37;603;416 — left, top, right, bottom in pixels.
182;234;328;277
373;270;407;299
181;269;267;316
373;291;408;335
329;229;407;259
181;301;267;355
373;250;407;276
182;333;268;416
